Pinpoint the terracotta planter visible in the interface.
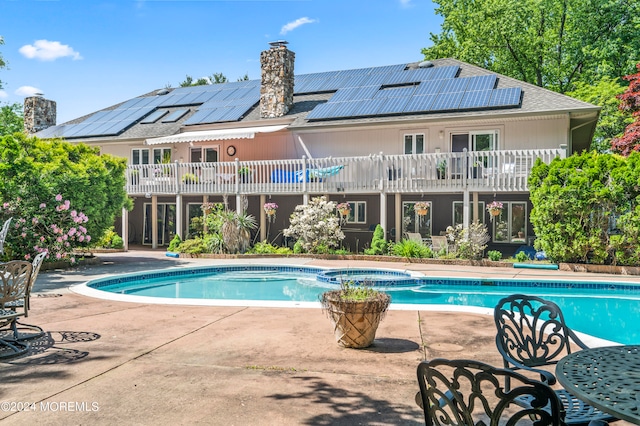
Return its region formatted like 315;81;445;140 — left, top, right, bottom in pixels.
339;209;351;216
489;209;501;217
416;208;428;216
320;290;391;348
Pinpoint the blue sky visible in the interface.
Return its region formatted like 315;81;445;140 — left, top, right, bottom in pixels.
0;0;442;124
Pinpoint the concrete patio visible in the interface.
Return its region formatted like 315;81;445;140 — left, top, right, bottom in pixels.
1;250;637;425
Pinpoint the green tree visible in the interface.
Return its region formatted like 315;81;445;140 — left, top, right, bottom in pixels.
179;72;229;87
0;133;131;260
568;78;632;152
0;103;23;135
528;152;632;264
611;63;640;155
423;0;640;93
0;35;6;89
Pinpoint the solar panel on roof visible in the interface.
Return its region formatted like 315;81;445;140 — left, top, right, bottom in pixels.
161;109;190;123
428;66;460;80
402;94;437;113
429;92;464;111
414;79;445;96
374;85;416;99
458;90;492;109
306;102;339;120
377;96;411;115
329;101;363;118
488;87;522;107
141;109;169;124
466;75;497;91
438;77;470;93
352;98;387;116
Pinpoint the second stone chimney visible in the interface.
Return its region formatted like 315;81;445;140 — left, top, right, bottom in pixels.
24;95;57;134
260;41;295;119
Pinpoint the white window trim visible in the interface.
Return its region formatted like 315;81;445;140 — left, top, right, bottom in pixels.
491;201;527;244
403;133;426;154
345;201;367;224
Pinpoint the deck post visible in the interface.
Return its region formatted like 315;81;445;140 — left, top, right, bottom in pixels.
121;206;128;251
379;192;387;240
260;194;266;241
394;193;401;242
151;195;158;249
175;194;182;240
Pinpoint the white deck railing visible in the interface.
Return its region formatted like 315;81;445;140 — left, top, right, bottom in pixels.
125;148;566;196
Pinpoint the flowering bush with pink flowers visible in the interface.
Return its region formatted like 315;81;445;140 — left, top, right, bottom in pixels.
0;194;90;263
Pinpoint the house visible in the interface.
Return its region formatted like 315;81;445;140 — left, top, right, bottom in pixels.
29;41;600;253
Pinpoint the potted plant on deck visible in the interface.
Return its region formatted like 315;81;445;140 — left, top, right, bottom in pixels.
320;280;391;349
238;166;252;183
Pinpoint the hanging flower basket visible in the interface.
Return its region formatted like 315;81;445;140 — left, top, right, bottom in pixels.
414;201;429;216
487;201;503;218
263;202;278;217
336;202;351;217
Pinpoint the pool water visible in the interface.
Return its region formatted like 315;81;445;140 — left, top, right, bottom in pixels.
87;266;640;345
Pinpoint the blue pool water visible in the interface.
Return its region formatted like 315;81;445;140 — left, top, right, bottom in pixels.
86;265;640;345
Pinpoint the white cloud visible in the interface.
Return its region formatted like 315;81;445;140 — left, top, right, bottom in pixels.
399;0;413;7
280;17;317;35
0;90;7;99
15;86;43;97
19;40;82;61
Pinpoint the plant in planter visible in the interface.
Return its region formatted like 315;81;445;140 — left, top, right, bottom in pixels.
414;201;429;216
437;160;447;179
487;201;503;219
238;166;252;183
182;173;199;184
320;279;391;349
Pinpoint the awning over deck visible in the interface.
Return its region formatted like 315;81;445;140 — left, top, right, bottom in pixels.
145;124;288;145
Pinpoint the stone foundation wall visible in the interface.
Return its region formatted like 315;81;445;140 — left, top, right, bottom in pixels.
260;44;295;118
24;96;57;134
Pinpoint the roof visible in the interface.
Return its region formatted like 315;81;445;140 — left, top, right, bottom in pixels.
36;58;599;143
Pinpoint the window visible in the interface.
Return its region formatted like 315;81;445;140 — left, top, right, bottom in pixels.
132;148;149;165
404;134;425;154
492;202;527;243
402;201;432;237
345;201;366;224
453;201;485;226
143;203;176;246
132;148;171;165
190;146;219;163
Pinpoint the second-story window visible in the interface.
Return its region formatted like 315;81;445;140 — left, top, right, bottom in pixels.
404;134;424;154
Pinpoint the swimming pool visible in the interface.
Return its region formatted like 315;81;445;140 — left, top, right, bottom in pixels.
78;265;640;345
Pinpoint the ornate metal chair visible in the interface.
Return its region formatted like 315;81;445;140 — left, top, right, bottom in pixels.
0;261;32;358
416;358;566;425
10;252;47;340
0;217;12;255
494;294;615;425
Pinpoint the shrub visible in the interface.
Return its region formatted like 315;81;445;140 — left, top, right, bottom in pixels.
515;251;529;262
460;221;490;260
390;239;433;258
293;240;304;254
95;226;124;249
0;133;130;253
284;196;345;254
364;224;387;255
177;238;206;254
487;250;502;261
0;194;91;263
167;234;182;252
249;241;292;255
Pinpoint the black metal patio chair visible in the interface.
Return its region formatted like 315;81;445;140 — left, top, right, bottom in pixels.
416;358;566;425
494;294;616;425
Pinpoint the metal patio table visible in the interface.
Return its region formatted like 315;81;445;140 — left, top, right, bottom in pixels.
556;345;640;424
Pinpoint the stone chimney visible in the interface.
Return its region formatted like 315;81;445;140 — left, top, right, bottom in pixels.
260;41;295;119
24;95;57;134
